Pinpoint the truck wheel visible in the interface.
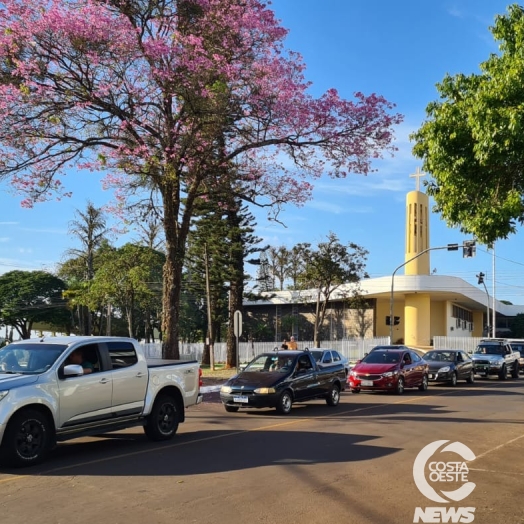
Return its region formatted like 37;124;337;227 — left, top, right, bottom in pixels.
144;394;179;441
498;365;507;380
466;370;475;384
224;405;240;413
0;409;52;468
326;383;340;406
450;372;458;387
511;362;520;379
276;390;293;415
396;377;405;395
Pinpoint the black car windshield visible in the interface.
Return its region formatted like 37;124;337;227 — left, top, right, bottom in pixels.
0;344;68;374
424;351;456;362
243;354;296;373
362;351;401;364
474;345;505;355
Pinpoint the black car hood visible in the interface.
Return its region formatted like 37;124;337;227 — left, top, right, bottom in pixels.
226;371;285;389
427;361;455;371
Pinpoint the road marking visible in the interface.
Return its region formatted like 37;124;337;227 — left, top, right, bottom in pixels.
0;386;519;484
472;432;524;461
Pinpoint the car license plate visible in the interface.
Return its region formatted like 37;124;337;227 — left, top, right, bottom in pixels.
233;396;249;403
361;380;373;386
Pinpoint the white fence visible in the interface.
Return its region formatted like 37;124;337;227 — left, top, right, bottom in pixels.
432;336;482;354
141;337;391;364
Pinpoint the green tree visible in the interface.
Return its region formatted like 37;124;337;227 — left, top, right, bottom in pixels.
511;313;524;337
412;5;524;244
0;271;69;339
267;246;289;291
88;244;165;338
67;202;108;335
298;233;368;347
286;243;311;290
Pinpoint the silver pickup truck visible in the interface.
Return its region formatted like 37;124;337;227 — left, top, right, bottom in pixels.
471;338;520;380
0;336;203;467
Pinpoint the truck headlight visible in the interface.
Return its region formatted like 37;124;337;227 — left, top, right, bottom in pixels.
254;387;276;394
0;390;8;401
220;386;232;394
439;366;450;373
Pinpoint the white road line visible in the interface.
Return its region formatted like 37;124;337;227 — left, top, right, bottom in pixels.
472;432;524;461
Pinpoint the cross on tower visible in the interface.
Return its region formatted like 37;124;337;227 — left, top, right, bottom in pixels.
410;167;426;192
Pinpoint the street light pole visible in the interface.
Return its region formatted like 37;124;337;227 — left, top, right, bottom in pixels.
389;243;470;342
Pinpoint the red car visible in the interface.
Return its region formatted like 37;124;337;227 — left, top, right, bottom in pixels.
349;348;429;394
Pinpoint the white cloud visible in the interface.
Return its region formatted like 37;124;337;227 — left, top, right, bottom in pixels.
447;6;463;18
0;237;9;243
18;248;33;254
18;227;67;235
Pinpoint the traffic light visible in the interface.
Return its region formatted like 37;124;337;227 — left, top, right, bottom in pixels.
394;316;400;325
463;240;476;258
477;272;485;285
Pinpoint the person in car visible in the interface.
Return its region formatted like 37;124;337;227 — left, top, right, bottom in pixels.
67;348;94;374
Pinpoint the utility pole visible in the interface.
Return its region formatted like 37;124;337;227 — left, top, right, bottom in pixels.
203;243;215;370
477;272;491;337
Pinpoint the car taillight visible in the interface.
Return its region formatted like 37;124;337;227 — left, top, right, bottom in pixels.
199;367;203;388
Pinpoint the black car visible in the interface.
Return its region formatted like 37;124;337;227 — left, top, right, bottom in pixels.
220;350;346;415
423;349;475;386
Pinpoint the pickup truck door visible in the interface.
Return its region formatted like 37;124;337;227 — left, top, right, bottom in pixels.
293;354;320;400
106;341;148;417
57;343;113;428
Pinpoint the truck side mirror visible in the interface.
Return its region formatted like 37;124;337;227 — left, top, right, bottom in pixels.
63;364;84;377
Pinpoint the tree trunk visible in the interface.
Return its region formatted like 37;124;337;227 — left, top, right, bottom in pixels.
161;179;190;360
314;292;322;348
226;205;245;368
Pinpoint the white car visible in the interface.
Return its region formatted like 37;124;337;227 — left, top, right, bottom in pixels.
309;348;350;377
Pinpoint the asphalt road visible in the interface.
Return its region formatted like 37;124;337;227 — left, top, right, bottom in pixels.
0;378;523;524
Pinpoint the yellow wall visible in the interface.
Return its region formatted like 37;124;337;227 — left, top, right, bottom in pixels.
473;310;484;337
430;301;446;339
405;191;430;275
404;293;431;347
375;298;403;342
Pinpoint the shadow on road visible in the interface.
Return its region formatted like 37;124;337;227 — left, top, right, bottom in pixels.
0;429;401;478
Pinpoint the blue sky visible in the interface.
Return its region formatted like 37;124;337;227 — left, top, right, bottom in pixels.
1;0;523;303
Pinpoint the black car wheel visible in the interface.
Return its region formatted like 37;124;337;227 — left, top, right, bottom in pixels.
418;374;428;392
326;383;340;406
0;409;52;468
450;372;458;387
144;394;179;441
351;388;360;394
498;364;507;380
511;362;519;379
276;390;293;415
396;377;405;395
224;405;240;413
466;370;475;384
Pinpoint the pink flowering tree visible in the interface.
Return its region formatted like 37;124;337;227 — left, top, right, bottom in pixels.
0;0;402;358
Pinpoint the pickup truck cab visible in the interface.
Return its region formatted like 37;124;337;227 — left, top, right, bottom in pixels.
220;350;346;414
0;336;203;467
471;338;520;380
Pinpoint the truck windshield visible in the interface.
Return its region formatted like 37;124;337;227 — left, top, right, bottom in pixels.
243;354;296;373
474;345;505;355
0;344;68;374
